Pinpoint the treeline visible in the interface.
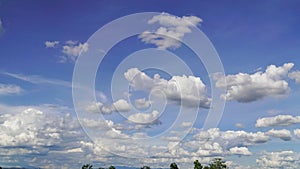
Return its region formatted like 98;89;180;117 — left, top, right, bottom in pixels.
82;158;228;169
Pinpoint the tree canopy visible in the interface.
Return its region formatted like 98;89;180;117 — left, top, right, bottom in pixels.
170;162;179;169
108;166;116;169
208;158;227;169
81;158;228;169
82;164;93;169
194;160;203;169
194;158;228;169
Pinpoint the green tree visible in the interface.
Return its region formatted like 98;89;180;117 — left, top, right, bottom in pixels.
208;158;227;169
170;162;179;169
194;160;203;169
82;164;93;169
141;166;151;169
203;166;210;169
108;166;116;169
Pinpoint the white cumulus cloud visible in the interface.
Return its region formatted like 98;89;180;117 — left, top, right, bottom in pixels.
139;13;202;50
187;128;269;157
288;71;300;83
256;151;300;169
214;63;294;102
266;129;292;141
256;114;300;127
113;99;131;112
85;99;131;114
128;110;160;124
0;107;79;147
229;147;252;156
44;40;88;63
124;68;211;108
45;41;59;48
293;129;300;139
85;102;104;113
62;41;88;62
134;98;152;109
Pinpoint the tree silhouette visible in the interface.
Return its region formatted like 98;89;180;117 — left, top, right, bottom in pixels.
170;162;179;169
208;158;227;169
108;166;116;169
80;158;230;169
82;164;93;169
194;160;203;169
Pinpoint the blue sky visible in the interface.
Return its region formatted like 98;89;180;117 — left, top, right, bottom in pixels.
1;0;300;168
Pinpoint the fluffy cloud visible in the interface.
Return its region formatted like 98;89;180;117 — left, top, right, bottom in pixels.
85;99;131;114
1;104;298;168
44;41;59;48
214;63;294;102
124;68;211;108
227;162;253;169
105;128;130;139
139;13;202;50
71;126;273;164
113;99;131;112
289;71;300;83
0;83;23;95
293;129;300;139
124;68;154;90
128;110;160;124
185;128;268;157
61;41;88;62
134;98;152;109
229;147;252;156
256;151;300;169
196;142;223;156
256;114;300;127
0;104;96;168
220;130;269;145
266;129;292;141
85;102;103;113
80;118;113;129
45;40;88;62
0;107;79;147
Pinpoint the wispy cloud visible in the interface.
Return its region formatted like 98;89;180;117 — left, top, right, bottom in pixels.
2;72;72;88
0;83;23;95
0;18;4;35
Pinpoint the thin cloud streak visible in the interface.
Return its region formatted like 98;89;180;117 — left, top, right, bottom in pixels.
2;72;72;88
